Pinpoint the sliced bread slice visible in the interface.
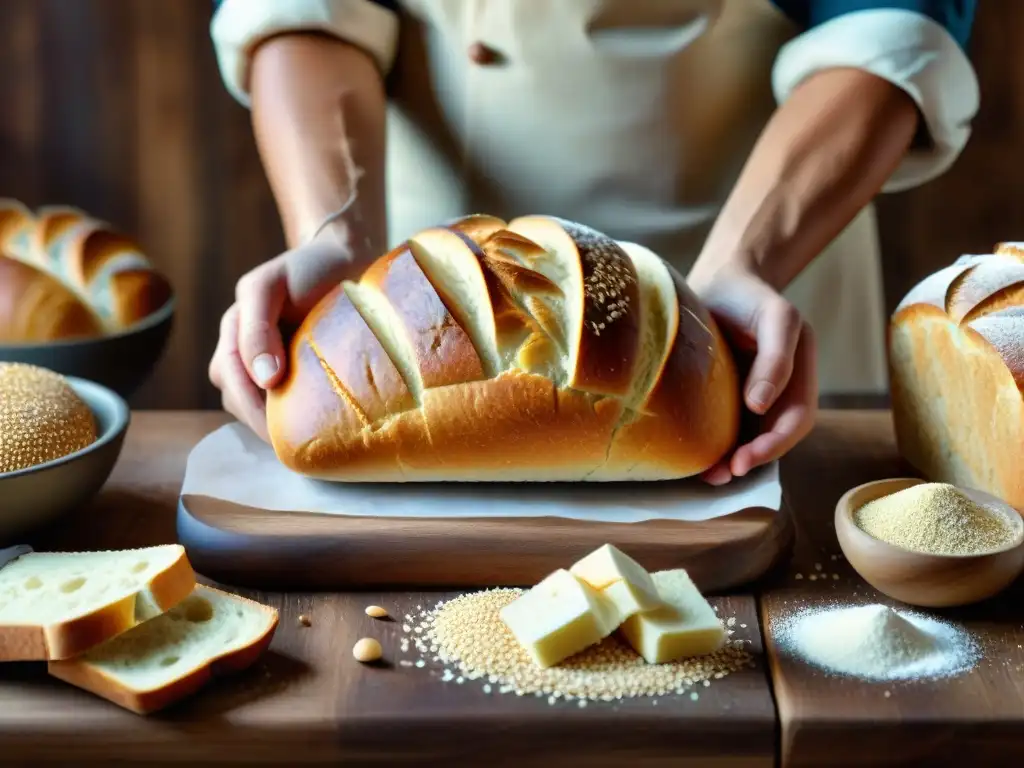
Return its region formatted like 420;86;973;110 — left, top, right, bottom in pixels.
48;585;279;715
0;544;195;661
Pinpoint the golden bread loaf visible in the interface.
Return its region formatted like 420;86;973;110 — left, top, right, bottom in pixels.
266;214;741;482
0;199;172;343
889;242;1024;508
0;362;97;473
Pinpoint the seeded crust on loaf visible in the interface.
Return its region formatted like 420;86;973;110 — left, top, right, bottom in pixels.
0;198;172;343
266;214;740;482
889;244;1024;509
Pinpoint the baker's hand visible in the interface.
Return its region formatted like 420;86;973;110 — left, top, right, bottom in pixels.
208;232;357;442
688;263;818;486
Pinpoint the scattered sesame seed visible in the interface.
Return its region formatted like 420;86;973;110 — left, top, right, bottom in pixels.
809;575;818;582
814;563;823;572
795;574;804;580
884;690;892;698
405;588;752;701
690;692;699;701
415;660;425;668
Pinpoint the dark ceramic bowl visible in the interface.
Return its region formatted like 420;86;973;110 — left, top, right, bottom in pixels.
0;298;174;401
0;376;130;546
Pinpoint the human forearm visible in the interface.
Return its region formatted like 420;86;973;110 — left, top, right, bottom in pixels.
249;32;387;260
689;67;919;291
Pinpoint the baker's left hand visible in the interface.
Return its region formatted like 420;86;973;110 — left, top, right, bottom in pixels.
688;262;818;486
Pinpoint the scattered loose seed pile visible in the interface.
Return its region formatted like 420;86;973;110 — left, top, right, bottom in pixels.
400;588;754;702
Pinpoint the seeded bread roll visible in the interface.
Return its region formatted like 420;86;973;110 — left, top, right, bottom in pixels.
0;362;97;474
0;198;172;343
889;243;1024;509
266;215;741;482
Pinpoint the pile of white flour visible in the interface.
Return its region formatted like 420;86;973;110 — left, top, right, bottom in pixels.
772;603;979;681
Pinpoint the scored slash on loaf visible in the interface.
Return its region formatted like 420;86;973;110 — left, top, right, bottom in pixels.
0;198;172;343
889;241;1024;508
266;214;741;482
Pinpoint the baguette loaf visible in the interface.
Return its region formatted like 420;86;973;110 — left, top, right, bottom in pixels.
889;243;1024;509
48;585;279;715
0;545;196;661
266;214;740;482
0;198;172;343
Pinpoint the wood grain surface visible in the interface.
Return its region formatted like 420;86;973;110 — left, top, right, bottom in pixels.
176;493;793;593
0;412;775;766
5;414;1024;765
762;412;1024;767
0;1;1018;412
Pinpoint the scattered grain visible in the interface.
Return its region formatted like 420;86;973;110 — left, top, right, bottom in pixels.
298;614;311;627
365;605;389;619
410;588;752;701
353;638;383;663
854;483;1017;555
795;574;804;580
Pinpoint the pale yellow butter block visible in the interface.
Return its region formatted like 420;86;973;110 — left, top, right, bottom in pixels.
499;569;621;668
620;569;726;664
569;544;662;618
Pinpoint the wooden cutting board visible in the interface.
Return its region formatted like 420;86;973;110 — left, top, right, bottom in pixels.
176;494;793;592
175;419;794;592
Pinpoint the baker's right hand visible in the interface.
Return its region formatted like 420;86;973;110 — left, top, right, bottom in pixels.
208;232;358;442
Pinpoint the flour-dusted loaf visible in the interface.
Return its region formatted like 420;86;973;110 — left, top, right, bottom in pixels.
0;545;196;661
0;198;172;343
266;214;741;482
889;243;1024;509
48;585;279;715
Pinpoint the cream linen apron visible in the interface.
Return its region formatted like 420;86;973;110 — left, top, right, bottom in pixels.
379;0;889;396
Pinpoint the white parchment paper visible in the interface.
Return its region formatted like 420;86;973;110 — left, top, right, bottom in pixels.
180;423;782;524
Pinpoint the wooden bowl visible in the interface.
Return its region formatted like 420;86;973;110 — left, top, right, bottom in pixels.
835;478;1024;608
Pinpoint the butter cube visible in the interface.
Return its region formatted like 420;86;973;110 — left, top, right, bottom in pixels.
620;569;726;664
500;569;621;668
569;544;662;618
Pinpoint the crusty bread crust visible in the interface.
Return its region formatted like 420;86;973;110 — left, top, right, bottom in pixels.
890;246;1024;508
0;546;196;662
267;215;741;482
0;198;172;342
47;586;279;716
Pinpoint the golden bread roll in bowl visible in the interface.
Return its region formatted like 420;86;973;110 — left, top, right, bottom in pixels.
0;199;172;343
266;214;741;482
0;362;98;474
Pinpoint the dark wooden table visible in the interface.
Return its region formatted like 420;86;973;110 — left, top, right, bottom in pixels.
1;410;1023;766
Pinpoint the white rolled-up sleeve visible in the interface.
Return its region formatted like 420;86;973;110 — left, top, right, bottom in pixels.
210;0;399;108
771;9;980;193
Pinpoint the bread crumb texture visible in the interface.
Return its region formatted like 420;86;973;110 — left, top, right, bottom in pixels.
406;589;753;701
854;482;1018;555
0;362;96;473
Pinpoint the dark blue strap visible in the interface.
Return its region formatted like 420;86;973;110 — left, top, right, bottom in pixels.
769;0;976;49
